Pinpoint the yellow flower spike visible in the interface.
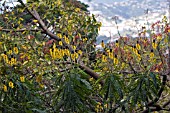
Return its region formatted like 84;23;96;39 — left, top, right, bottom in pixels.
136;41;141;50
152;39;157;49
8;48;12;55
83;38;88;42
101;40;105;48
3;85;7;92
150;49;154;58
33;19;38;23
71;52;76;61
13;47;18;54
53;49;56;59
57;33;62;38
11;59;15;66
108;49;113;59
61;49;65;57
39;83;44;88
162;15;167;22
115;40;119;47
89;77;94;82
64;36;69;44
104;104;108;108
137;51;141;61
103;67;108;71
20;76;25;82
72;46;76;50
132;45;137;53
113;54;118;65
36;75;42;83
59;41;63;46
102;54;107;62
9;81;14;88
3;51;8;62
50;48;52;55
75;52;79;59
53;43;56;49
121;62;126;69
65;49;70;56
106;49;110;53
78;50;82;55
75;8;80;12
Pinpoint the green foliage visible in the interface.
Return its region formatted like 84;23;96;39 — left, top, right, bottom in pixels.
0;0;170;113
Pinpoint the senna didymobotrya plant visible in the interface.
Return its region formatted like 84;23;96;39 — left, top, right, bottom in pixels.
0;0;170;113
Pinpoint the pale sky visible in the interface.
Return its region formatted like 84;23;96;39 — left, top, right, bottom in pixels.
0;0;26;7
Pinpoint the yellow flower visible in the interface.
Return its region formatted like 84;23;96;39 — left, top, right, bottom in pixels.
72;46;76;50
75;8;80;12
103;67;108;71
121;62;126;69
50;48;55;59
53;43;56;49
39;83;44;88
133;46;138;54
115;40;119;47
64;36;69;44
8;48;12;55
36;75;42;83
13;47;18;54
137;53;141;61
113;55;118;65
95;102;103;113
71;53;75;61
3;52;8;63
78;50;82;55
152;40;157;49
33;19;38;23
20;76;25;82
89;77;94;82
108;49;113;59
102;54;107;62
57;33;62;38
75;52;79;59
65;49;70;56
9;81;14;88
150;49;154;58
136;42;141;50
101;40;105;48
83;38;88;42
3;85;7;92
59;41;63;46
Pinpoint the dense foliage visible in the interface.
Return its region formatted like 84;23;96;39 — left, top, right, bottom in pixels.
0;0;170;113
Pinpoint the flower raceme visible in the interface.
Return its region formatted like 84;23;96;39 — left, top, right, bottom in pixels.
102;54;107;62
20;76;25;82
3;85;7;92
13;44;19;54
113;54;118;65
101;40;105;48
150;49;154;58
152;39;157;49
9;81;14;88
136;41;141;50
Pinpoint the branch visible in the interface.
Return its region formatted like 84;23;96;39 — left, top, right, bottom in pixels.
18;0;73;51
17;0;102;83
148;75;167;106
163;99;170;108
55;61;104;85
0;28;43;32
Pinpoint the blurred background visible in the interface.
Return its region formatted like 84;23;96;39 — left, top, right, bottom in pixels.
78;0;169;45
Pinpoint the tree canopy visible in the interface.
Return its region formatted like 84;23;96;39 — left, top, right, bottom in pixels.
0;0;170;113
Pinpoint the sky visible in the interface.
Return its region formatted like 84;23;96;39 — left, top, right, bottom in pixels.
0;0;26;7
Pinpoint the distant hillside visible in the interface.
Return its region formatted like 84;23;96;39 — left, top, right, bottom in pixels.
79;0;169;44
